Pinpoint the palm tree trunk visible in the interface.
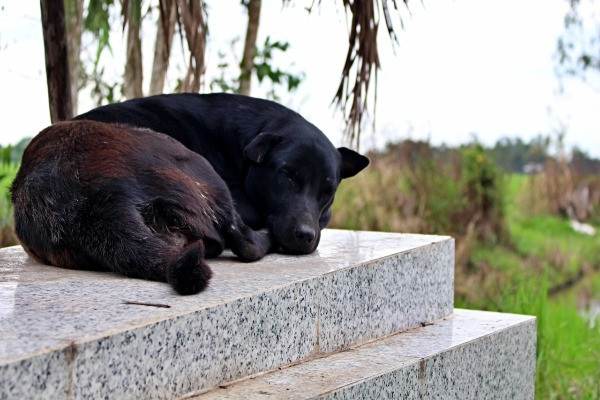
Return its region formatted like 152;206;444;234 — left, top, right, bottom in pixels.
178;0;206;93
40;0;73;122
64;0;84;114
239;0;261;95
150;0;177;95
123;0;143;99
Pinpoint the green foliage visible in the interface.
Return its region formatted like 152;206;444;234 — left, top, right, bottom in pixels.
253;36;303;95
82;0;123;105
0;139;31;166
210;42;241;93
332;141;507;245
0;161;18;247
84;0;115;65
460;144;507;244
0;144;21;246
1;145;12;166
556;0;600;82
210;36;304;100
9;137;32;163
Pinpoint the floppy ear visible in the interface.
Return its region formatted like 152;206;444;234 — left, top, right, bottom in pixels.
338;147;370;179
243;133;282;164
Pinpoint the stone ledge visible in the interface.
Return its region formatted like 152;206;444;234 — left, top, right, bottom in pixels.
0;229;454;400
192;309;537;400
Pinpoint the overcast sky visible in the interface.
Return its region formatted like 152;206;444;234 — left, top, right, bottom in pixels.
1;0;599;156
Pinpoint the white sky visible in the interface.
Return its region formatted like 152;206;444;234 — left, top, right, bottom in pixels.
1;0;599;156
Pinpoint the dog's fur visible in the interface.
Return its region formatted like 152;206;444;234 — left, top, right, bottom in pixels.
11;120;271;294
75;93;370;254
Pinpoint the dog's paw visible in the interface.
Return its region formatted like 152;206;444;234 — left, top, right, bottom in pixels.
235;228;272;262
167;242;212;295
255;228;273;254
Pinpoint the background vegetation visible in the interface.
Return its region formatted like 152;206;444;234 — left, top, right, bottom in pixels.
330;135;600;399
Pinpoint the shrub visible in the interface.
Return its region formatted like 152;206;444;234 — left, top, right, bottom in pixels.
331;140;508;265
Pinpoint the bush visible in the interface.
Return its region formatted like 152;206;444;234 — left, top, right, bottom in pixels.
0;148;19;247
331;140;508;265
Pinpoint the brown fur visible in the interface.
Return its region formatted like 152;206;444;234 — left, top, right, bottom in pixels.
11;121;271;294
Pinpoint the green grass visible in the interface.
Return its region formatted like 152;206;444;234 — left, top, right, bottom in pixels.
506;173;600;293
462;174;600;399
537;296;600;399
460;242;600;398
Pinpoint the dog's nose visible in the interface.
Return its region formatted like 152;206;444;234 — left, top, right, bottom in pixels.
294;225;316;244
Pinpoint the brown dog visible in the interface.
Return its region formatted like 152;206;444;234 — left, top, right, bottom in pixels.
11;120;271;294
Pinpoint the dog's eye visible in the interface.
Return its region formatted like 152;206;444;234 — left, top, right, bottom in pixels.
279;168;300;190
279;168;296;181
321;179;336;197
322;185;335;196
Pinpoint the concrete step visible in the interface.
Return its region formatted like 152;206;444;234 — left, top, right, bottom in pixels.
0;229;454;400
191;309;537;400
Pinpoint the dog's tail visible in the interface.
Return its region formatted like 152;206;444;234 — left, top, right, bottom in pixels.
69;195;216;295
164;241;213;295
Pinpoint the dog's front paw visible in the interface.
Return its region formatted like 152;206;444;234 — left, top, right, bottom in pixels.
255;228;273;253
237;228;272;262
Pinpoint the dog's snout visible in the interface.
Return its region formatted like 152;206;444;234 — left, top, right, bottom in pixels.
294;225;316;244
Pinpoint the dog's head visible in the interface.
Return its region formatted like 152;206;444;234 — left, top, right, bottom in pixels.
242;130;369;255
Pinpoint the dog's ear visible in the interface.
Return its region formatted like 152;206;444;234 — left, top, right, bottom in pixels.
243;133;282;164
338;147;370;179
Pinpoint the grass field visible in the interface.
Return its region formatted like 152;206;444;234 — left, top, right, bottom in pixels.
502;175;600;399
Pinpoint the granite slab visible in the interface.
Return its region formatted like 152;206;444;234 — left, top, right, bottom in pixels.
193;309;537;400
0;229;454;399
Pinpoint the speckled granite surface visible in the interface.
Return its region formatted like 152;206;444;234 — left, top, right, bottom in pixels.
195;309;537;400
0;229;453;400
319;240;454;352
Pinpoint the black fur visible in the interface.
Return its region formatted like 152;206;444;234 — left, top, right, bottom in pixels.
11;121;271;295
75;93;370;254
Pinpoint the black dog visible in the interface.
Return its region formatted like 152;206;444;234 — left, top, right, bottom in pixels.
11;121;271;295
75;93;370;254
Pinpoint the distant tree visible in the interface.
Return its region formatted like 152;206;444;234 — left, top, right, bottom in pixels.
491;137;529;173
489;136;551;173
9;138;33;163
571;146;600;175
